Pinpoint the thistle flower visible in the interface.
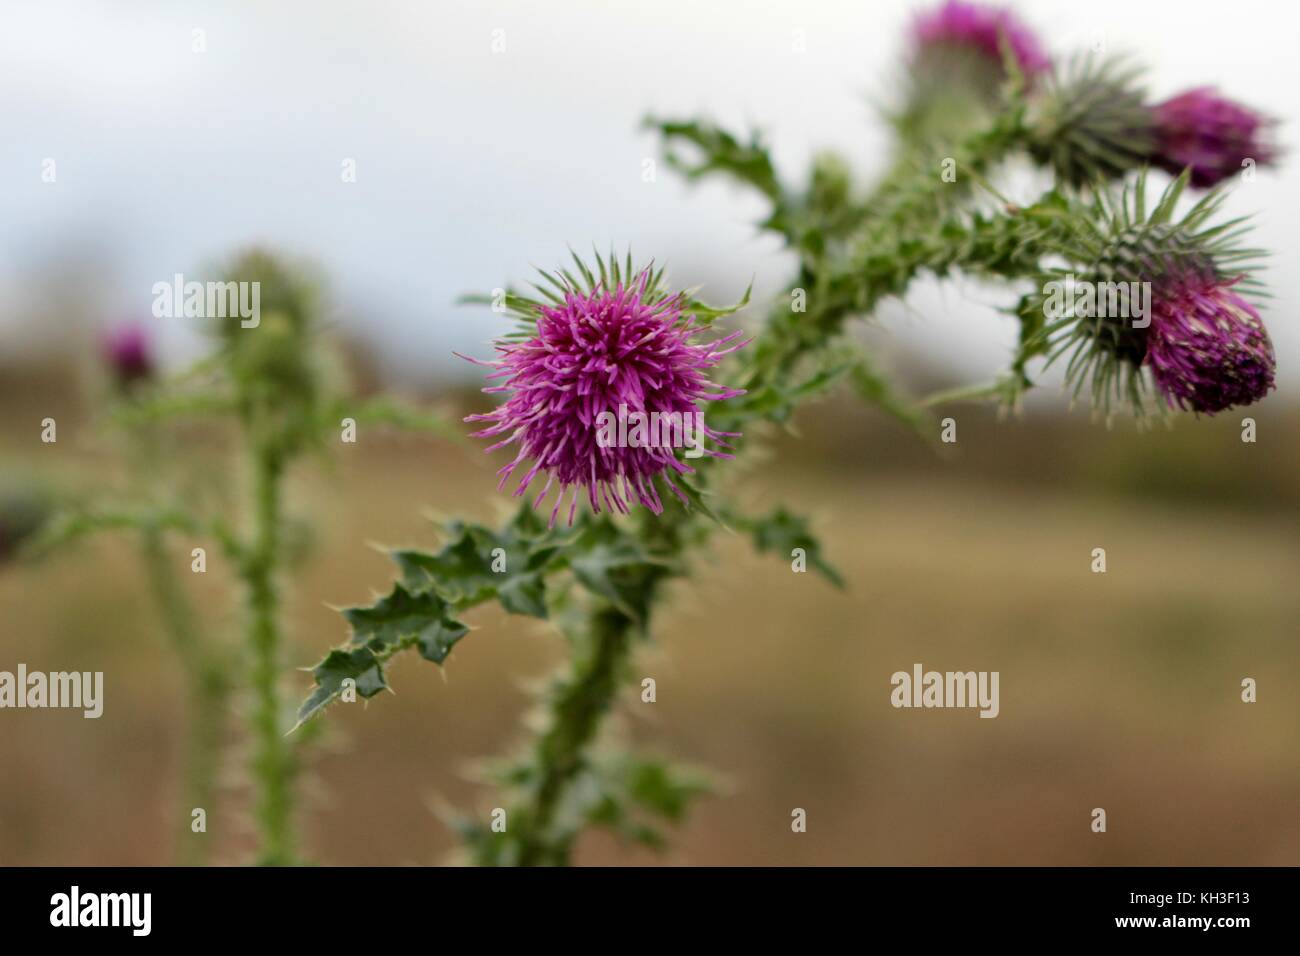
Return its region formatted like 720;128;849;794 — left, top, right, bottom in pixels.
899;2;1049;148
1151;88;1274;188
912;1;1050;77
1146;274;1275;413
464;258;747;525
1030;172;1276;417
102;321;154;388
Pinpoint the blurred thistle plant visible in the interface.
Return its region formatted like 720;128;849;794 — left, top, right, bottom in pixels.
22;321;232;864
32;248;457;866
298;2;1281;866
894;2;1274;191
212;250;323;866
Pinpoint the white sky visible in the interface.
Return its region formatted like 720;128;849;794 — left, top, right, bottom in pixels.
1;0;1294;397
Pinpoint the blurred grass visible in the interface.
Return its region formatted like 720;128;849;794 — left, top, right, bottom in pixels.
1;360;1297;865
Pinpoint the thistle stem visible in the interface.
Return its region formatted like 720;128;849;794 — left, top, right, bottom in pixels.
139;527;229;866
245;443;293;865
505;605;635;867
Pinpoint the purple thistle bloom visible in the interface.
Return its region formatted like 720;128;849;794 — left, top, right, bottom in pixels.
463;270;747;525
912;1;1050;77
1145;274;1275;414
102;321;154;387
1151;88;1273;188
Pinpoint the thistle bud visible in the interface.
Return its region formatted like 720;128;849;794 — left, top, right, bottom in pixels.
900;2;1049;146
1151;88;1274;188
1025;58;1154;186
1146;273;1275;414
102;321;154;389
1036;172;1277;417
912;1;1050;77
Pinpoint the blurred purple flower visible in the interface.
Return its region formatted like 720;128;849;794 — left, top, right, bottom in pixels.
102;321;154;387
912;1;1050;77
1146;274;1275;414
463;271;746;525
1151;88;1273;188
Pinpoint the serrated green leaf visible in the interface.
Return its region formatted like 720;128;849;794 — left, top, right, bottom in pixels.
294;642;389;727
393;505;564;620
342;582;469;664
568;521;668;624
394;535;497;607
497;573;547;618
736;506;844;588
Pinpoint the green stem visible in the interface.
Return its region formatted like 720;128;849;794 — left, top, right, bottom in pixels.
498;605;635;867
139;527;229;866
246;443;294;865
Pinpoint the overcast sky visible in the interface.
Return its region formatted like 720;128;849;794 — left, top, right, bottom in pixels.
1;0;1294;399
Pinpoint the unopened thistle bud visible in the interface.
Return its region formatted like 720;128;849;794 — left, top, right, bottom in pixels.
1150;88;1274;189
1027;66;1273;190
216;248;323;453
1025;57;1154;186
463;262;747;525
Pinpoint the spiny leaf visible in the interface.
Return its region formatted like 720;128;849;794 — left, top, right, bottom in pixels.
586;754;713;850
342;583;470;665
733;506;845;588
294;642;389;727
683;280;752;327
567;520;670;624
394;504;565;619
647;116;782;202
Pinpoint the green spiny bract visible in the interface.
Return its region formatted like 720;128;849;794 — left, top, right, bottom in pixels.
1024;56;1154;187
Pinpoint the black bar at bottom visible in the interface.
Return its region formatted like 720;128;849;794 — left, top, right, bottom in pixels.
0;866;1291;940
